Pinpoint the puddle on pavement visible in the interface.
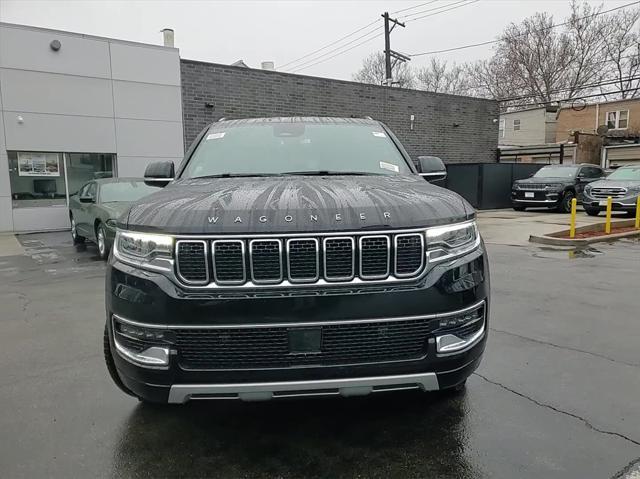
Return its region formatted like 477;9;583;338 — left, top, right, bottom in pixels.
533;245;604;260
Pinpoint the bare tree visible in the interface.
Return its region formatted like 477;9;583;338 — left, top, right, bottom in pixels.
465;1;639;107
600;5;640;99
352;52;415;88
415;58;471;94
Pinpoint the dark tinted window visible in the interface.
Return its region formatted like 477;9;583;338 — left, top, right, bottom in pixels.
580;167;602;178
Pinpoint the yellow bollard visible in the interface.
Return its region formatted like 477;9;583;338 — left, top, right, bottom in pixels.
569;198;577;238
605;196;613;234
636;196;640;230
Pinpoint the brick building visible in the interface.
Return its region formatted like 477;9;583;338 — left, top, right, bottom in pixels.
180;60;499;164
556;98;640;142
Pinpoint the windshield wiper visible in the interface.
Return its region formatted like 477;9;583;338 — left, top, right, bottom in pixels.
192;173;279;179
280;170;384;176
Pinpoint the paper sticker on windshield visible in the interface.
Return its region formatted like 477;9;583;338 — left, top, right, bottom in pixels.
206;132;226;140
379;161;399;173
372;131;387;138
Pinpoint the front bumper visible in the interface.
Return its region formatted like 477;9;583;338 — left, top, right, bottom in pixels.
511;190;562;207
105;245;490;403
583;193;639;211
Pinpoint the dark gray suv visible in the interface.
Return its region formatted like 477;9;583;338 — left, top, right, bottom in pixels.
511;164;605;213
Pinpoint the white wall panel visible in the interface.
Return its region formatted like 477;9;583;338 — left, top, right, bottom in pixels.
0;106;5;152
109;43;180;86
115;119;183;158
113;81;182;121
3;112;116;153
0;197;13;232
0;69;113;117
0;153;10;197
0;25;110;78
117;156;181;178
12;205;69;232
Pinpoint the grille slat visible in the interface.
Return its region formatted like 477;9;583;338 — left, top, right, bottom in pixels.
176;241;208;284
250;240;282;283
324;237;355;280
175;232;427;287
212;240;245;284
395;234;424;277
287;239;319;282
360;236;390;279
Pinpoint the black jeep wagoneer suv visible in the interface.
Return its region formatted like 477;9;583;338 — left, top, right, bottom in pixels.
104;117;490;403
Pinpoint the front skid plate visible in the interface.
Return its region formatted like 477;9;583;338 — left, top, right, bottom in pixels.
168;372;440;403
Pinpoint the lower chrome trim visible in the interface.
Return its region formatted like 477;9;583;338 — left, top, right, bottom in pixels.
113;336;170;370
112;299;486;330
512;198;557;203
167;372;440;403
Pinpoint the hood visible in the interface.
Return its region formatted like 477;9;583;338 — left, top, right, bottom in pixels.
587;179;640;189
124;175;471;234
515;177;574;185
100;202;131;221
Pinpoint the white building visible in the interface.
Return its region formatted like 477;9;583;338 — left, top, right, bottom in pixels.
0;22;184;232
498;106;558;147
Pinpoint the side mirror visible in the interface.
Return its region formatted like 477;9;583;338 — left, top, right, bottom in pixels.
144;161;175;187
417;156;447;183
79;194;94;203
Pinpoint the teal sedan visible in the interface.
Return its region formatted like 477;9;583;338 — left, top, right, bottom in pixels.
69;178;157;260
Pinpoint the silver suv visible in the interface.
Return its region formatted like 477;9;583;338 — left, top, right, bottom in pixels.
583;165;640;216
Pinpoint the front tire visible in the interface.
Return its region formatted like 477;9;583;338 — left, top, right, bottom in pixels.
70;214;85;244
558;191;575;213
585;207;600;216
96;223;110;260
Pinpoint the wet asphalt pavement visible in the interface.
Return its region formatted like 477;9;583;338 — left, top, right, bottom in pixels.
1;231;639;478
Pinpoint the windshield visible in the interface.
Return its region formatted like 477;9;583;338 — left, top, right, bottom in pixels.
181;120;412;178
607;166;640;181
533;166;579;178
99;181;156;203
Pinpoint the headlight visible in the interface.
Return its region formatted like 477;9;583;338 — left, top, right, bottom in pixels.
545;183;562;190
425;221;480;262
113;230;174;272
627;185;640;193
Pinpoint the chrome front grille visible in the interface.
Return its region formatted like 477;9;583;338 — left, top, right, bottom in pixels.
518;184;547;191
590;187;627;199
174;231;426;288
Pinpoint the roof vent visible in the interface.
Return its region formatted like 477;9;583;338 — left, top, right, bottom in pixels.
261;61;275;71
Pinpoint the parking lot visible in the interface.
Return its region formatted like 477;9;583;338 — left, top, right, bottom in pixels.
1;211;639;478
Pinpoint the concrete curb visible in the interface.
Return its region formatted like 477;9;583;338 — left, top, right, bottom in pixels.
529;219;640;246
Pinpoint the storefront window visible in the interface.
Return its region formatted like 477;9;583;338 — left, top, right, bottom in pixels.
8;151;116;208
66;153;115;195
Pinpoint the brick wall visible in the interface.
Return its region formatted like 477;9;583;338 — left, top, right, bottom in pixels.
180;60;499;164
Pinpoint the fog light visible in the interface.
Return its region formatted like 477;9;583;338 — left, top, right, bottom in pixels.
112;316;171;369
435;304;485;354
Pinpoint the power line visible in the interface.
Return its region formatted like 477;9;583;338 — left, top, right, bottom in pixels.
497;75;640;102
391;1;439;15
404;0;479;23
279;18;380;70
500;88;640;111
286;25;382;72
409;0;640;57
292;32;384;73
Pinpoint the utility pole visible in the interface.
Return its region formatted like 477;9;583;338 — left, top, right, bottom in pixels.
382;12;408;87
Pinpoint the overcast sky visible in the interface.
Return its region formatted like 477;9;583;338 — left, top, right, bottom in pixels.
0;0;633;80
